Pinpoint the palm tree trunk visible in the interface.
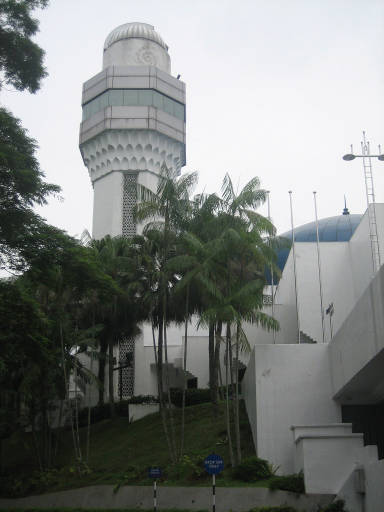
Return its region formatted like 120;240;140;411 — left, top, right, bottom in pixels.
86;348;93;462
228;328;236;456
215;322;223;401
180;284;189;458
225;322;235;467
209;321;216;408
156;316;175;462
233;322;242;464
60;320;79;460
97;337;107;405
163;318;177;460
108;335;116;418
54;398;64;458
74;361;82;461
157;316;164;403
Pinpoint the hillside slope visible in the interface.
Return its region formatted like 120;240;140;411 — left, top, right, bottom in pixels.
2;401;257;496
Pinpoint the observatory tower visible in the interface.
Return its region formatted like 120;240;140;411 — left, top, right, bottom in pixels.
79;22;186;239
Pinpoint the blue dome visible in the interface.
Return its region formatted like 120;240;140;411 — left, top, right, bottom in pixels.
266;214;363;284
280;214;363;243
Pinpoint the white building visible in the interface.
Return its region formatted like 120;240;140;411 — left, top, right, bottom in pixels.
79;22;187;398
79;21;384;512
243;204;384;512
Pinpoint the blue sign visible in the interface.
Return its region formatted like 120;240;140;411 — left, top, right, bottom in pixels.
204;454;224;475
148;467;162;478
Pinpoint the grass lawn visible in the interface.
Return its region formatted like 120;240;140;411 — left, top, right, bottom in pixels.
1;401;272;497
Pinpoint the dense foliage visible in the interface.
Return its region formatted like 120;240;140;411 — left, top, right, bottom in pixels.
268;471;305;493
232;456;274;482
0;107;61;270
170;388;211;407
0;0;49;92
319;500;349;512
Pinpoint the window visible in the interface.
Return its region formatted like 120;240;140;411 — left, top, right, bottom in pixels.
82;89;185;122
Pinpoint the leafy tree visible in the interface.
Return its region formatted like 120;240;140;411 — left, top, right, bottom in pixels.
0;278;48;456
89;236;143;415
0;107;61;270
0;0;49;93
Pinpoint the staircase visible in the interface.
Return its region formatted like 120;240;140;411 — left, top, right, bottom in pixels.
292;423;379;494
300;330;317;344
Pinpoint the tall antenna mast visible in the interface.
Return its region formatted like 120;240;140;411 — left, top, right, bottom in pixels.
343;132;383;276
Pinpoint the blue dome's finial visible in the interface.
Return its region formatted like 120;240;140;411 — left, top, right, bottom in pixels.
343;195;350;215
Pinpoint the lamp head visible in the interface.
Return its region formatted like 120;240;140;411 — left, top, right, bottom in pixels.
343;154;356;161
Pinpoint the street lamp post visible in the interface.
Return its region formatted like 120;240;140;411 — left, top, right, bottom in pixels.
343;132;384;276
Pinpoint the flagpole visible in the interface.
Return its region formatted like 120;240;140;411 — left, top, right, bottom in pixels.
289;191;301;344
313;192;326;343
267;191;276;344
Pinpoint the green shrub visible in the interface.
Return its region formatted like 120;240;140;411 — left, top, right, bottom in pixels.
127;395;158;404
268;471;305;493
319;500;349;512
77;402;128;426
232;456;273;482
113;465;144;493
165;454;206;481
170;388;211;407
77;396;158;427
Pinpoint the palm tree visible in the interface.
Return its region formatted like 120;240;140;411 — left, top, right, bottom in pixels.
89;236;141;416
135;164;198;461
215;174;280;464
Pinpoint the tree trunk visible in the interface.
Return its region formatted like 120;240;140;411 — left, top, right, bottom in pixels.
180;285;189;458
163;318;177;460
97;337;108;405
108;335;116;418
214;322;223;402
234;321;242;464
225;322;235;467
157;316;164;404
74;361;82;461
209;321;216;407
54;398;64;458
86;348;93;462
60;320;79;461
155;316;175;462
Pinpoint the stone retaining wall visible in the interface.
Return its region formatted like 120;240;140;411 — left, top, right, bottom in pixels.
0;485;334;511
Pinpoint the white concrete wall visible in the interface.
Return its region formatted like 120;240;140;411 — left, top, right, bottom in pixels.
242;343;257;448
243;344;341;473
258;205;384;347
129;403;159;422
365;458;384;512
349;204;384;298
274;242;355;344
92;171;123;239
329;264;384;402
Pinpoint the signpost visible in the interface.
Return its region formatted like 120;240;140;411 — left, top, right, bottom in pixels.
204;454;224;512
148;467;162;512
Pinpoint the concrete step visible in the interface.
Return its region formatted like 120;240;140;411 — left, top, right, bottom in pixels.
292;423;370;494
363;443;379;463
292;423;353;442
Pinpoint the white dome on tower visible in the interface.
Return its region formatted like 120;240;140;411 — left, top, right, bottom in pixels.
102;22;171;73
104;22;168;51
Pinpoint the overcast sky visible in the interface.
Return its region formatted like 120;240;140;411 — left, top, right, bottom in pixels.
2;0;384;237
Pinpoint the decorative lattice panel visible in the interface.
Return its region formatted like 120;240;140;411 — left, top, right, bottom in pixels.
118;337;135;398
122;173;137;238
